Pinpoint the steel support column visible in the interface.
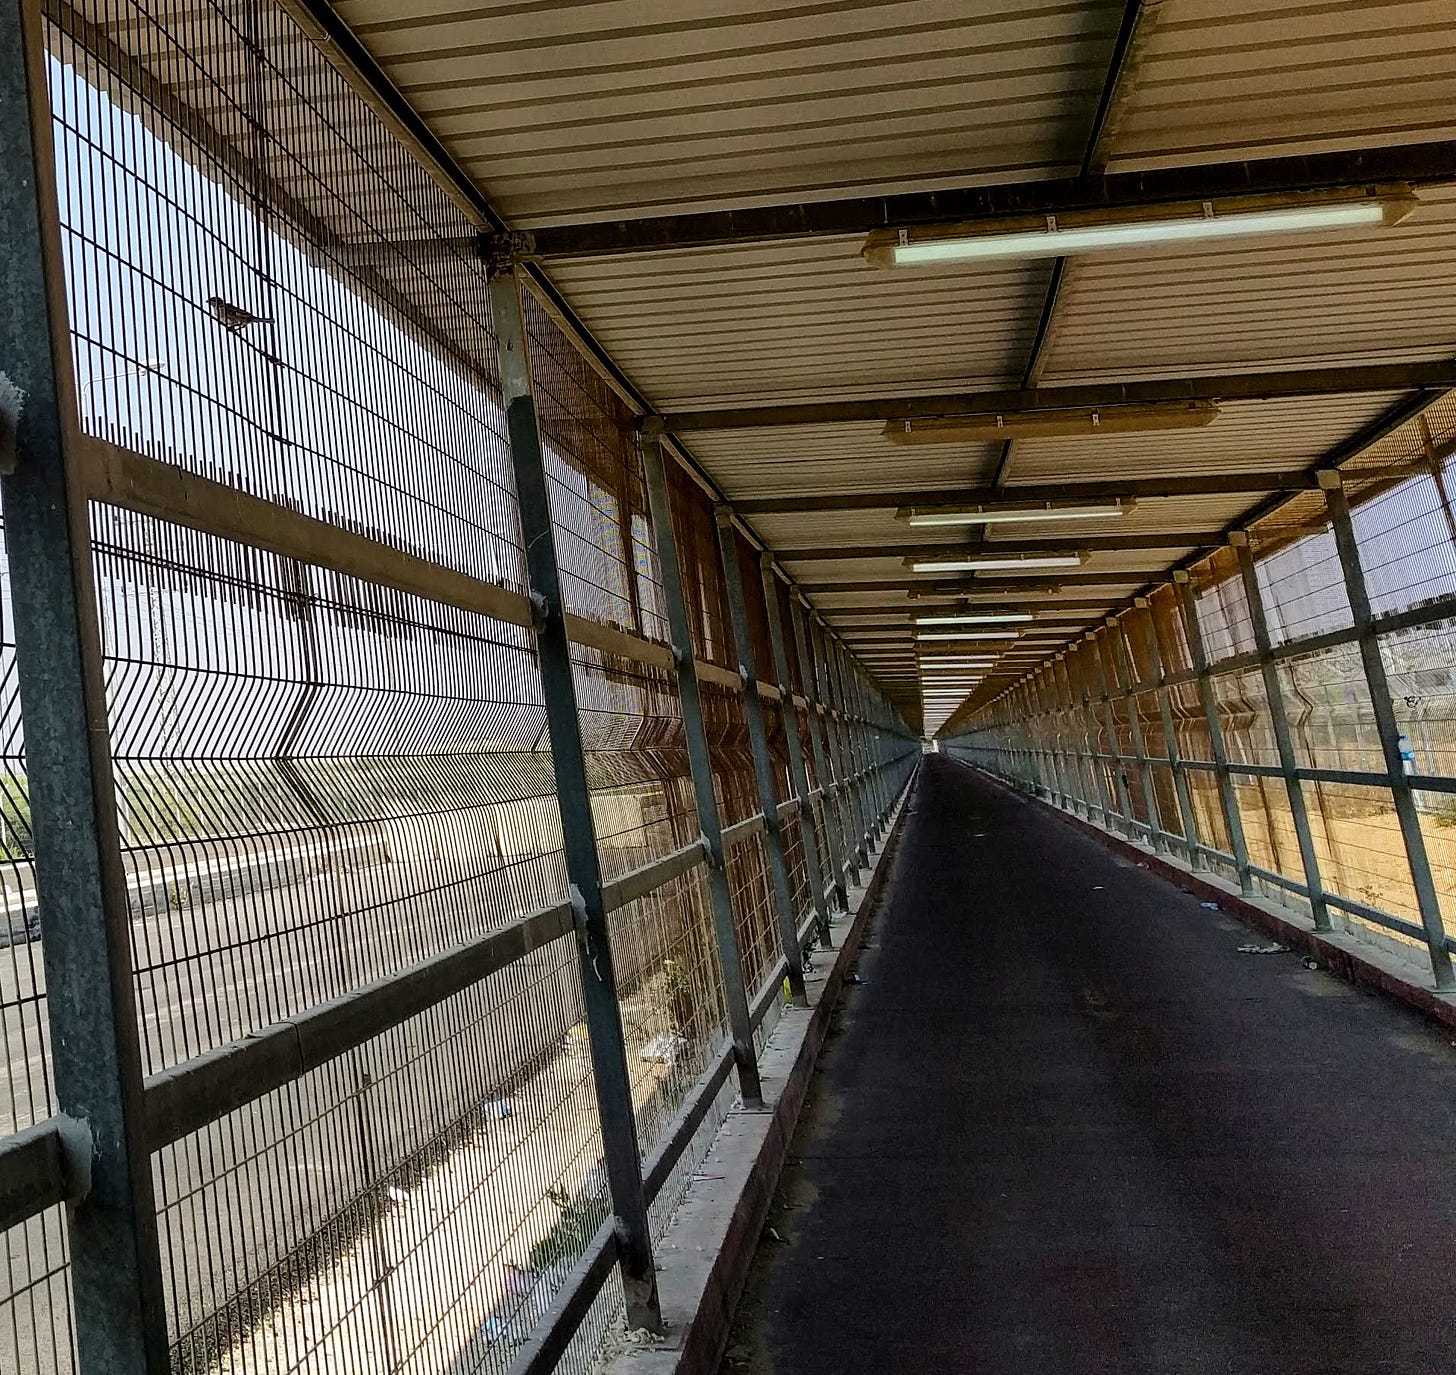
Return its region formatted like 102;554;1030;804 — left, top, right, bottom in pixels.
1106;617;1167;853
836;646;871;851
795;601;856;896
760;557;835;943
485;264;662;1331
1086;633;1137;837
1;6;170;1366
714;509;808;1004
811;617;862;887
1232;533;1332;931
1135;599;1201;866
1174;570;1253;892
1055;657;1096;819
639;430;765;1100
1322;472;1455;988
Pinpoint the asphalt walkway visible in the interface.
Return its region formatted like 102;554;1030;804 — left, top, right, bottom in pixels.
721;755;1456;1374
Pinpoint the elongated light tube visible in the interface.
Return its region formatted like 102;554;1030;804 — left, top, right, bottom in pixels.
913;612;1034;625
880;200;1396;268
914;630;1020;641
903;502;1128;527
909;555;1084;573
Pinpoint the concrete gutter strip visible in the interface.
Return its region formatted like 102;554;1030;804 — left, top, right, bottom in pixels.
602;780;913;1375
970;765;1456;1035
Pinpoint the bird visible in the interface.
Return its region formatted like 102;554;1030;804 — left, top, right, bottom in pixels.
206;296;271;332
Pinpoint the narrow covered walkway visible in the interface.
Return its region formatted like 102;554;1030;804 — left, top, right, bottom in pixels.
724;756;1456;1375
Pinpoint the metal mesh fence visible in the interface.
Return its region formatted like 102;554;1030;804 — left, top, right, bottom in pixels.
0;7;915;1374
953;391;1456;973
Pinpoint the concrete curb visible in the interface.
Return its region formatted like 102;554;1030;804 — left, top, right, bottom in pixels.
604;777;915;1375
973;766;1456;1035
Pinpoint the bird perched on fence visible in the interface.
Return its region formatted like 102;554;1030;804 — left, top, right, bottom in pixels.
206;296;271;333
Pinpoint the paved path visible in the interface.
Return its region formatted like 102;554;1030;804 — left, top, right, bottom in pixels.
723;755;1456;1375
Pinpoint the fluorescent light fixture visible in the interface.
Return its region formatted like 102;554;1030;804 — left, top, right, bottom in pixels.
914;630;1020;641
863;188;1416;269
901;501;1131;527
908;554;1086;573
885;401;1217;443
913;612;1035;625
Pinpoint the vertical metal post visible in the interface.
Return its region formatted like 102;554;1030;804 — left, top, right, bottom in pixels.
1;9;171;1369
1065;652;1112;824
792;599;854;900
1106;617;1167;852
1322;472;1455;988
1135;598;1201;866
845;649;879;845
826;636;871;864
639;429;764;1101
713;508;808;1004
759;556;835;942
810;616;862;887
1054;657;1094;818
1086;632;1137;836
1232;532;1331;931
1038;670;1072;808
484;263;662;1331
1174;570;1253;891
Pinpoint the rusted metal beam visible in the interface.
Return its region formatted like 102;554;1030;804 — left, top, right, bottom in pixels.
526;141;1456;258
663;362;1456;431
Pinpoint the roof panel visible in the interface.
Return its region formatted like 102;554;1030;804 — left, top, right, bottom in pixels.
334;0;1126;221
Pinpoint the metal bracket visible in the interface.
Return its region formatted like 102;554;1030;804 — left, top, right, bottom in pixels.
639;414;666;440
477;228;536;278
528;590;549;633
55;1113;93;1205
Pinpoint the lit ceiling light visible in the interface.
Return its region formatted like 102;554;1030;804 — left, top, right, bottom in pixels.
862;188;1415;268
900;500;1132;526
885;401;1217;443
908;554;1087;573
914;630;1021;641
913;612;1035;625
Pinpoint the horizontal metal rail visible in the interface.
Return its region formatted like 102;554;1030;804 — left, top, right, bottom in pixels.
143;899;576;1147
0;1118;74;1232
78;437;880;722
993;764;1456;957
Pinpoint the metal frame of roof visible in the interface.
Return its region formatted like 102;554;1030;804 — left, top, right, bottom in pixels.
303;0;1456;731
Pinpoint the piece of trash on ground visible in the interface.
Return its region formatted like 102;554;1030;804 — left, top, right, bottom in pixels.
1200;901;1220;910
1302;956;1321;970
764;1226;787;1244
845;972;866;985
482;1097;514;1119
1236;943;1287;955
640;1033;688;1065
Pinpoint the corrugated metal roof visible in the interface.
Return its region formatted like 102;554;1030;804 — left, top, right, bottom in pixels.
333;0;1126;223
1102;0;1456;172
1037;190;1456;383
547;241;1051;407
314;0;1456;728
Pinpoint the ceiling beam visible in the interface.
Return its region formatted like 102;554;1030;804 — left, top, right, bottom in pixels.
526;140;1456;259
665;361;1456;431
825;598;1118;615
779;532;1221;561
735;470;1314;514
799;573;1152;592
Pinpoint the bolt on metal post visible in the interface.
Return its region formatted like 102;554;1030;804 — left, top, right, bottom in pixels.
639;427;765;1101
486;264;662;1332
1321;471;1455;989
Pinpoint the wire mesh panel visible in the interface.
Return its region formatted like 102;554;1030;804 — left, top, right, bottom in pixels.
154;932;601;1374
